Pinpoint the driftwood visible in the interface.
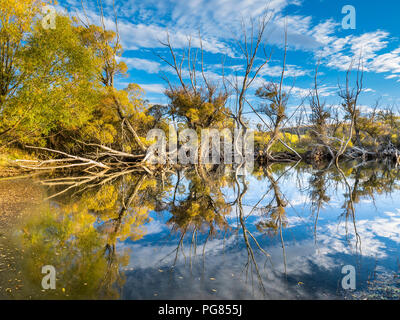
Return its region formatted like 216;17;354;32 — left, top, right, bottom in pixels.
302;140;400;165
10;129;400;181
12;145;153;178
256;151;300;164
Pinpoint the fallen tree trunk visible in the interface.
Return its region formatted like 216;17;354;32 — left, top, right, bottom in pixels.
13;145;150;175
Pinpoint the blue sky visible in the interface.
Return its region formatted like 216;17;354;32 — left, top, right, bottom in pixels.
58;0;400;125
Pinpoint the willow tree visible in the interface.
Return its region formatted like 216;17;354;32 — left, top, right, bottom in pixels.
158;33;232;132
0;0;49;144
78;15;156;154
0;2;102;148
0;0;44;105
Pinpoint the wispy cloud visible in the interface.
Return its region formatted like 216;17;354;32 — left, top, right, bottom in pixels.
117;56;161;73
60;0;400;105
139;83;166;94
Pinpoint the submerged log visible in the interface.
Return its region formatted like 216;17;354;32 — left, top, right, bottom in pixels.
256;151;301;164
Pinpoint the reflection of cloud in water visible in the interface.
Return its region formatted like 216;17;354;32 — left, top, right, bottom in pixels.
120;236;335;299
109;165;400;299
318;209;400;259
119;236;238;269
117;230;343;299
117;205;400;299
144;219;166;236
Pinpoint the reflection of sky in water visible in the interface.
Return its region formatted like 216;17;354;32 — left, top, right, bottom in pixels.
117;171;400;300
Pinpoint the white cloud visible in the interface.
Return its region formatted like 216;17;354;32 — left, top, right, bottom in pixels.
117;56;161;73
311;26;400;81
64;0;314;56
369;47;400;75
62;0;400;97
260;64;310;78
140;83;166;94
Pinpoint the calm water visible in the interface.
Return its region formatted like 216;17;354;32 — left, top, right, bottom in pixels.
1;161;400;299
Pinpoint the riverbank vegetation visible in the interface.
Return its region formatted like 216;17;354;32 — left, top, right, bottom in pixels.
1;0;400;178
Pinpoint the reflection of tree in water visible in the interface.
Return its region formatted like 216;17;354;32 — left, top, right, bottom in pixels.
336;162;400;256
308;164;332;242
234;170;271;297
254;164;289;278
255;167;288;236
307;161;400;256
12;161;400;299
167;168;231;235
13;172;172;299
159;165;233;272
157;163;273;297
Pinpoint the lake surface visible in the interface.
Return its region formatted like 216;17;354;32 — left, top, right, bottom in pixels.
1;161;400;300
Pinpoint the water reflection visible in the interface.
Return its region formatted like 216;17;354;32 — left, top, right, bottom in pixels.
2;161;400;299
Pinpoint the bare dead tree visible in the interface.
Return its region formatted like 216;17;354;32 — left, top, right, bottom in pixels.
253;26;302;161
157;31;188;94
336;59;364;165
231;14;273;131
294;105;306;141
